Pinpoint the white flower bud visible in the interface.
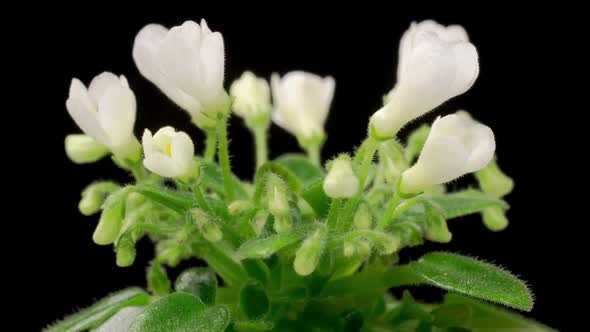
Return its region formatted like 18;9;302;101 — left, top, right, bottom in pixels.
371;20;479;138
271;71;335;145
230;71;271;121
323;156;359;198
400;113;495;194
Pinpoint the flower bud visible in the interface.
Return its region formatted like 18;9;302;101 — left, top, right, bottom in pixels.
475;159;514;198
92;190;127;245
273;215;292;234
267;174;289;216
116;234;136;267
65;134;109;164
228;200;252;216
79;182;120;216
323;155;359;198
251;210;269;236
147;262;171;296
230;71;271;123
294;225;327;276
482;206;509;232
353;204;372;229
191;208;223;243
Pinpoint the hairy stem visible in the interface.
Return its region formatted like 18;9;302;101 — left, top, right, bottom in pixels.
204;128;217;162
217;115;236;201
253;124;268;169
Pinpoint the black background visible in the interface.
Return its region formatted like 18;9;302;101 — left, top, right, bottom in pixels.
11;5;572;331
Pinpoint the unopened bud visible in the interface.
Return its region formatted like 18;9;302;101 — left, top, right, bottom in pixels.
251;210;269;236
79;182;120;216
147;263;171;296
267;174;289;216
353;205;372;229
191;208;223;243
92;190;127;245
323;155;359;198
294;225;327;276
273;215;292;234
228;200;252;215
482;206;509;231
116;234;136;267
65;134;109;164
475;159;514;198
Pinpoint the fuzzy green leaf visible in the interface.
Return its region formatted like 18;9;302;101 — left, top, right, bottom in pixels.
426;190;508;219
410;252;533;311
132;184;194;212
301;180;331;217
128;293;230;332
275;153;324;187
237;228;309;259
44;288;150;332
174;267;218;305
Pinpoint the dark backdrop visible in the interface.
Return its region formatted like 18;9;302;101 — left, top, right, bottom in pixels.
12;5;570;331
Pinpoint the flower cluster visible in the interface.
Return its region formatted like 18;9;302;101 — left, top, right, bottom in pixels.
53;18;539;332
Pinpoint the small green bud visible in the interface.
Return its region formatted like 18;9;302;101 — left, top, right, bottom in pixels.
191;208;223;243
343;239;371;258
379;141;409;184
425;214;453;243
371;232;401;255
116;234;136;267
482;206;509;231
267;174;289;216
65;134;109;164
147;263;171;296
273;215;292;234
228;200;252;215
404;124;431;162
251;210;269;236
353;204;372;229
475;159;514;197
79;182;120;216
294;225;327;276
92;190;127;245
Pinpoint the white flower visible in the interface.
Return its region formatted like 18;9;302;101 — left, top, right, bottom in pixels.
271;71;335;144
371;20;479;138
133;20;229;128
323;156;359;198
142;126;196;178
66;72;140;161
400;113;495;193
230;71;271;120
65;134;109;164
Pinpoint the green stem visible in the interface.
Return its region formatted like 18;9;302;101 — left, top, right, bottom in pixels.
204;129;217;162
216;115;236;201
192;183;211;213
305;143;321;167
376;196;423;230
326;198;342;233
199;243;247;287
253;124;268;169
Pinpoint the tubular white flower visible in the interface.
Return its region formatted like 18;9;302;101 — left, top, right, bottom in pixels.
230;71;271;120
400;113;495;194
133;20;229;128
65;134;109;164
66;72;140;161
271;71;335;144
323;156;359;198
142;126;196;178
371;20;479;138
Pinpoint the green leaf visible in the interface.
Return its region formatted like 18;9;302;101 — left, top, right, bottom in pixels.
239;282;270;319
233;321;274;332
431;304;472;327
409;252;533;311
129;293;230;332
321;265;421;297
237;227;309;259
275;153;324;187
174;267;218;305
242;259;271;285
426;190;508;219
132;184;194;212
92;306;143;332
252;162;302;203
445;293;556;331
301;180;331;217
44;288;150;332
197;157;249;200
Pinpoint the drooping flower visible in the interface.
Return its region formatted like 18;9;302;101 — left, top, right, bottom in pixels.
323;155;359;198
400;112;495;193
142;126;196;178
230;71;271;122
371;20;479;138
271;71;335;145
66;72;140;161
133;20;229;128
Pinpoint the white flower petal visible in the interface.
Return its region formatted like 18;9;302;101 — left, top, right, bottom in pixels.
88;72;121;104
171;131;195;173
198;31;225;100
66;95;110;146
143;153;180;178
464;125;495;172
449;43;479;97
98;84;136;147
142;129;156;155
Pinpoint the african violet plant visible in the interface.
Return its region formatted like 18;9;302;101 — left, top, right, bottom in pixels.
50;19;554;331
